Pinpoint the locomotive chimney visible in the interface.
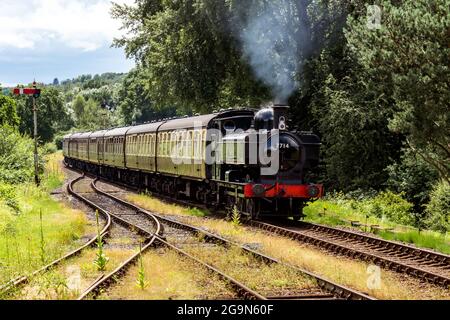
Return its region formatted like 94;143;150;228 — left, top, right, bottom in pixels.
272;99;289;131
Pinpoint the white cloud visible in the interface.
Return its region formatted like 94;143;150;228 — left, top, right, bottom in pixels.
0;0;134;52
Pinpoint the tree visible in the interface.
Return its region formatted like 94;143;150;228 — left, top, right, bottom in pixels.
386;148;439;213
117;68;177;125
72;95;87;125
425;181;450;233
16;87;73;143
78;98;117;131
111;0;269;112
295;0;403;191
0;126;36;183
345;0;450;183
0;95;20;127
53;78;60;86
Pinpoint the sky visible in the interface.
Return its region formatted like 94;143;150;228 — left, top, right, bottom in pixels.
0;0;136;87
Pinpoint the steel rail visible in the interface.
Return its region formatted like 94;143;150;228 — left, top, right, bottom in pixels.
92;179;374;300
249;220;450;288
74;179;263;300
294;221;450;264
85;170;449;289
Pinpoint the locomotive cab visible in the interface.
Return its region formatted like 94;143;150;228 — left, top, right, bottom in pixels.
215;104;323;219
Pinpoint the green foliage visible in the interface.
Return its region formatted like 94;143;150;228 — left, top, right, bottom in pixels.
0;126;36;183
15;87;73;143
367;191;415;226
386;148;439;212
71;94;86;124
378;229;450;255
0;183;20;213
111;0;270;112
93;210;109;271
41;143;58;156
61;73;125;90
0;95;20;127
117;68;177;125
304;191;450;253
0;182;87;284
310;73;401;191
77;98;116;131
425;181;450;234
187;207;208;217
306;190;415;227
231;205;241;227
53;133;65;150
345;0;450;183
39;210;46;265
136;242;148;290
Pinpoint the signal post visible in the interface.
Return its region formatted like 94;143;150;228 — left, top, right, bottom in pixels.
13;81;41;186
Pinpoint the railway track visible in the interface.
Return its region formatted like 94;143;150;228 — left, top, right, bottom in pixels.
86;177;373;300
87;171;450;290
83;171;450;289
249;220;450;288
0;175;112;297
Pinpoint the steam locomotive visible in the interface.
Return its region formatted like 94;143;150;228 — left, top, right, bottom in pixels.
63;104;323;220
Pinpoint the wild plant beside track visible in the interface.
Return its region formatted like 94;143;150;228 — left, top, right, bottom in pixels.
0;182;87;285
93;210;108;272
39;210;46;265
231;206;241;227
136;242;147;290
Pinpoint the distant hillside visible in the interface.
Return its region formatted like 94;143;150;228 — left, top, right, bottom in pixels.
59;72;126;90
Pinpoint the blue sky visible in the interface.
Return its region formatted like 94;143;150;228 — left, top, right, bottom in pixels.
0;0;135;87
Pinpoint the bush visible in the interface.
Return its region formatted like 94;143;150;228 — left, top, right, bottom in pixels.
386;148;438;213
41;142;57;155
53;133;65;150
0;126;36;183
0;182;20;213
367;191;415;226
425;181;450;234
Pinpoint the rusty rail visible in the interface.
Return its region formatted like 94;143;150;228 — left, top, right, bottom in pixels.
74;179;262;300
92;179;374;300
250;220;450;288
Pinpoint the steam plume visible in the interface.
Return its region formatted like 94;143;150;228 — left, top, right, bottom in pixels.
239;0;311;102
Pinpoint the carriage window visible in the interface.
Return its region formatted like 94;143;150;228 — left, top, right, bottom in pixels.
150;135;154;156
175;132;181;158
163;133;168;156
187;131;193;158
137;136;140;155
142;135;146;155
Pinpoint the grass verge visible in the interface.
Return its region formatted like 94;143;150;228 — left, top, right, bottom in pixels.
127;193;208;217
304;199;450;254
101;248;234;300
4;247;134;300
0;151;88;286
